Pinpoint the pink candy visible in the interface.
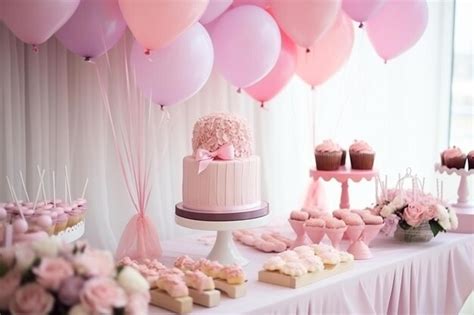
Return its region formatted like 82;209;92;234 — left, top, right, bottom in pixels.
13;219;28;233
290;210;309;221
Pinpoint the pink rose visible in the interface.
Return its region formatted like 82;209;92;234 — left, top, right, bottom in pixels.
74;249;115;277
0;270;21;309
80;277;127;314
9;283;54;315
403;202;426;227
58;276;85;306
33;257;74;291
423;205;438;221
125;292;150;315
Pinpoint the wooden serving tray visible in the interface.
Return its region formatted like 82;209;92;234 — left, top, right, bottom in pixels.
188;288;220;307
150;289;193;314
214;279;247;298
258;262;353;289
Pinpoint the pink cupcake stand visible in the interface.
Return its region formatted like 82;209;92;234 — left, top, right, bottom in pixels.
309;167;379;209
435;163;474;233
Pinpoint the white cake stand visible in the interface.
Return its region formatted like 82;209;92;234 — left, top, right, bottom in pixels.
175;203;269;266
57;220;85;243
435;163;474;233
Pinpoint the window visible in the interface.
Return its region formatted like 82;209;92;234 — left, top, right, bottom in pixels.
449;0;474;149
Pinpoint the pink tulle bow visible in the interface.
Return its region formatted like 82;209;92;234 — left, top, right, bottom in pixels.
195;143;235;174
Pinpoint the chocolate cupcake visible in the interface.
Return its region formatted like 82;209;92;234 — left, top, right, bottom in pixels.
349;140;375;170
315;140;343;171
467;151;474;170
442;147;466;169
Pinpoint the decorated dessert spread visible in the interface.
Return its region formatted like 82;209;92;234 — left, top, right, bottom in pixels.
182;113;262;213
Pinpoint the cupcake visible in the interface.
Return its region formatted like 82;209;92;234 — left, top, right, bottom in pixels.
315;140;343;171
442;147;466;169
323;217;347;249
468;151;474;170
289;210;309;222
332;209;351;219
341;213;365;226
304;218;326;244
55;213;69;233
349;140;375;170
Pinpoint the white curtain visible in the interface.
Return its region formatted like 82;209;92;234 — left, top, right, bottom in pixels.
0;1;460;251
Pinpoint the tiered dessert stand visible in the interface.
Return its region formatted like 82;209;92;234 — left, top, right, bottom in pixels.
175;202;269;266
435;163;474;233
309;167;379;209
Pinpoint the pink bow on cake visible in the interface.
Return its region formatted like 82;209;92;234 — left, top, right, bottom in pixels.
195;143;235;174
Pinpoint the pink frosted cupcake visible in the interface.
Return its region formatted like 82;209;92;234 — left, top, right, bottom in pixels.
441;147;466;169
304;218;326;244
349;140;375;170
323;217;347;249
332;209;351;219
55;213;69;233
290;210;309;222
67;209;82;227
315;140;343;171
360;214;384;245
467;151;474;170
341;213;365;226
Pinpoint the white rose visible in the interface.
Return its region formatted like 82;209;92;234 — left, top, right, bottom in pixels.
380;205;396;218
117;266;150;294
438;216;451;230
436;204;449;221
32;237;61;257
391;196;406;209
68;304;90;315
15;245;36;271
448;207;458;230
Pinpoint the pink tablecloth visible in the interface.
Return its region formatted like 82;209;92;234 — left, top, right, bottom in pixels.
151;231;474;315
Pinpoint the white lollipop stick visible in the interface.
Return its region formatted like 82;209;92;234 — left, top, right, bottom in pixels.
37;165;47;202
65;166;72;203
33;170;46;210
375;177;379;203
6;176;25;221
81;178;89;199
441;181;444;202
52;171;56;208
19;171;30;202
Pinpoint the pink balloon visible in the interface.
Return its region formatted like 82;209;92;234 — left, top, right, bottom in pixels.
200;0;233;24
342;0;386;25
56;0;127;61
270;0;341;49
366;0;428;62
245;33;297;105
232;0;269;8
2;0;80;46
131;23;214;107
119;0;209;53
296;12;354;87
210;6;281;88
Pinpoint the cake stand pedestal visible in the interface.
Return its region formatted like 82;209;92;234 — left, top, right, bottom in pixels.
435;163;474;233
175;202;269;266
310;167;379;209
57;220;85;243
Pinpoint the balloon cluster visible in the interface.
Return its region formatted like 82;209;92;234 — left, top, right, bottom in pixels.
1;0;429;107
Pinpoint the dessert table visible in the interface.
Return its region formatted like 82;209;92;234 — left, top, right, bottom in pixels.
151;229;474;315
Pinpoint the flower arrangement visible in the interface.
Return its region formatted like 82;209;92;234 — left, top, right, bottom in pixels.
374;171;458;241
0;238;150;315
